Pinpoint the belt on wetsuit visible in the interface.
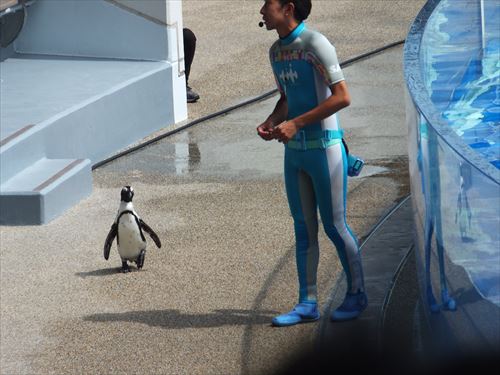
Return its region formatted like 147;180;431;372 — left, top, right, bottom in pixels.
286;129;344;151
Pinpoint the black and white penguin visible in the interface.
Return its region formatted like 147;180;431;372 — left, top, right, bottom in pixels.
104;186;162;273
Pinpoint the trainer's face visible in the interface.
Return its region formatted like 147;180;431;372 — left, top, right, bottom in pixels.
260;0;289;30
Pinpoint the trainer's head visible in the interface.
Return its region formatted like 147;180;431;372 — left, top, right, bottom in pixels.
279;0;312;22
260;0;312;31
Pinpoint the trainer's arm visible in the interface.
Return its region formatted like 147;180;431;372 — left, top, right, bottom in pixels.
267;92;288;126
273;81;350;142
257;92;288;140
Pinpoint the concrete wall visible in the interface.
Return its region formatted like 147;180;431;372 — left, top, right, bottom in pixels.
111;0;170;24
14;0;184;63
11;0;187;122
1;0;187;224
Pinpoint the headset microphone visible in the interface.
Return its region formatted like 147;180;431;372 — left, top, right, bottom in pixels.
259;21;264;27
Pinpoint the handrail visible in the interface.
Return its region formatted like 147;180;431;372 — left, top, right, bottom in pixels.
480;0;486;51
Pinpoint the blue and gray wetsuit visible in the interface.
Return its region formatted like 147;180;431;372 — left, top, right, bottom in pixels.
270;22;364;303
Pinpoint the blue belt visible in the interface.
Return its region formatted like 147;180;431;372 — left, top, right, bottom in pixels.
286;129;344;151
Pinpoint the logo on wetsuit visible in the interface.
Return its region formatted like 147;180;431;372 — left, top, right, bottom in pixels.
279;63;299;85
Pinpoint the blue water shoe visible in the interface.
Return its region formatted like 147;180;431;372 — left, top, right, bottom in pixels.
272;302;320;327
330;291;368;321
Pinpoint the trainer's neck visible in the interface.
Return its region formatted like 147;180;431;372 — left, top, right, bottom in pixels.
277;20;300;39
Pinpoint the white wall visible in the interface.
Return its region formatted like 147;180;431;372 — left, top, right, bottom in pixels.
14;0;187;121
15;0;184;65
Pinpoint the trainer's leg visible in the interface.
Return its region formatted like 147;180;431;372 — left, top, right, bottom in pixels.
309;144;364;293
272;150;320;326
284;151;320;303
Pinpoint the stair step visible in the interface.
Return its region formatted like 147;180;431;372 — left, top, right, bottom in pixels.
1;158;80;192
0;124;45;183
0;158;92;225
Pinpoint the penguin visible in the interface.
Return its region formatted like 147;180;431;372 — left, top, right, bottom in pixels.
104;186;162;273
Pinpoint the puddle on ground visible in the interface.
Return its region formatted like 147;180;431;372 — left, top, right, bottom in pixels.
97;99;285;181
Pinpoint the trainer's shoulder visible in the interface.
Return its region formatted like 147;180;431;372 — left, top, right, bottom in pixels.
301;27;335;52
269;40;281;53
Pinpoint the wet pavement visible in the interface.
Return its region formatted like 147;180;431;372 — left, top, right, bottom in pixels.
0;1;426;374
2;45;411;375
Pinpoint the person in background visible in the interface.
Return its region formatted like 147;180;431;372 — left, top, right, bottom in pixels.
183;28;200;103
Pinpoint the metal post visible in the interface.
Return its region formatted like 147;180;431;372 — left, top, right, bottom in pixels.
480;0;486;51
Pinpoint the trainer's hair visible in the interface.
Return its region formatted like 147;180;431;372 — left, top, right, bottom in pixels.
279;0;312;22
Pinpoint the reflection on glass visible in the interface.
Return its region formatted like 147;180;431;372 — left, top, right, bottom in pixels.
406;0;500;350
418;119;457;313
455;162;473;243
422;0;500;169
419;0;500;308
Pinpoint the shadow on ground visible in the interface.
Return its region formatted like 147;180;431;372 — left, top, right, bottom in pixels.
75;268;128;277
84;309;278;329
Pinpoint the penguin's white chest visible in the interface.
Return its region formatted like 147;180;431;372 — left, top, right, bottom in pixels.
117;214;146;260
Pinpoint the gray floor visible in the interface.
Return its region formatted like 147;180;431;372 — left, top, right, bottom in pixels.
0;1;426;374
1;46;411;375
317;197;415;354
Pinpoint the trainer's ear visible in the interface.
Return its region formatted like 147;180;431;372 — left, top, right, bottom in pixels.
284;2;295;17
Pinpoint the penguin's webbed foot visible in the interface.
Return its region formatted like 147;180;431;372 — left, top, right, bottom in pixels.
136;249;146;269
121;261;130;273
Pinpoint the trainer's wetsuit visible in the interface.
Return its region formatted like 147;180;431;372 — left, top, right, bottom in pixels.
270;22;364;303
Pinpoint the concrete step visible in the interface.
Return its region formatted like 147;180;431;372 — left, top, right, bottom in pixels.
0;157;92;225
0;124;45;183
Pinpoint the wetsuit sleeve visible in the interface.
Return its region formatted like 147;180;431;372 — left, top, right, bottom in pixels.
306;33;344;85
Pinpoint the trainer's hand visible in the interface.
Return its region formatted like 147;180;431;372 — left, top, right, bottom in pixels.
257;120;275;141
272;120;299;143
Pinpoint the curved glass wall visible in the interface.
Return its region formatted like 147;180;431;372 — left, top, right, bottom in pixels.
404;0;500;352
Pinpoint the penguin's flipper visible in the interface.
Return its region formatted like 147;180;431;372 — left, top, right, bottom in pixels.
104;223;118;260
140;219;162;248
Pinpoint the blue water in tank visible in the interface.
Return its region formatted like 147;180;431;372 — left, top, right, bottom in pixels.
422;0;499;169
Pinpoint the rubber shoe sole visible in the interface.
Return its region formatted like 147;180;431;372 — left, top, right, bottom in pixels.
330;292;368;322
330;309;365;321
272;312;320;327
272;303;320;327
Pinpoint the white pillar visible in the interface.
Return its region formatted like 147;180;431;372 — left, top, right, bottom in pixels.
166;0;187;123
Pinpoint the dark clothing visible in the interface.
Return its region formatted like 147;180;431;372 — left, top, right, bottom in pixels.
183;28;196;85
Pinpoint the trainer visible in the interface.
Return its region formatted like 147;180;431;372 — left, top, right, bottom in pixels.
257;0;367;326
